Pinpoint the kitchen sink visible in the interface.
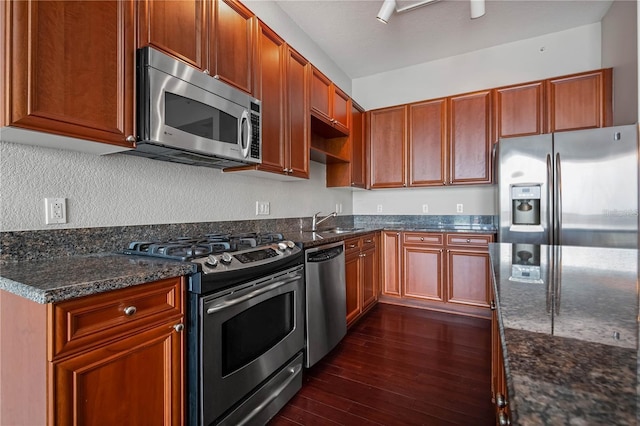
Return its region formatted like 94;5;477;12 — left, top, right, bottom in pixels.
318;227;364;234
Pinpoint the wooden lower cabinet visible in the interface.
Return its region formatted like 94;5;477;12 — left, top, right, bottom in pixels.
344;233;379;327
382;231;494;317
491;296;511;425
0;277;185;426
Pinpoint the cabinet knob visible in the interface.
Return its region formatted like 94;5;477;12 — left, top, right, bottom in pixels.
288;168;294;173
498;412;510;426
466;239;471;243
496;393;507;408
124;306;137;316
214;74;220;79
174;323;185;333
125;135;136;143
365;240;372;243
420;237;424;241
204;69;210;75
490;300;496;311
283;167;288;173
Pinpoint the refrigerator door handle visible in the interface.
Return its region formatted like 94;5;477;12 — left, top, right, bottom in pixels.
546;153;553;245
555;152;563;245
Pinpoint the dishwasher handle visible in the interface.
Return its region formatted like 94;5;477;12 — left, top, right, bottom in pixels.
306;243;344;263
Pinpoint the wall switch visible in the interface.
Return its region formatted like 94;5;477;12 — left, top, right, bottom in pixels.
376;204;383;213
422;204;429;213
256;201;270;215
456;203;464;213
45;198;67;224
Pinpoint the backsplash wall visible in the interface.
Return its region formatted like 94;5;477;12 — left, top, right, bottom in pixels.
0;142;353;232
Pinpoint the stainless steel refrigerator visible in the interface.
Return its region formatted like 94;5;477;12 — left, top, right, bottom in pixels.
498;124;638;249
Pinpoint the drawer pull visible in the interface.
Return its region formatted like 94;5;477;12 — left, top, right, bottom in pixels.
123;306;137;316
490;300;496;311
349;244;357;248
496;393;507;408
420;237;424;241
174;323;184;333
364;239;373;243
466;238;471;243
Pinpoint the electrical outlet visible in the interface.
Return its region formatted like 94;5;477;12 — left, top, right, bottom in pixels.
377;204;383;213
45;198;67;224
335;203;343;214
422;204;429;213
255;201;270;216
456;203;464;213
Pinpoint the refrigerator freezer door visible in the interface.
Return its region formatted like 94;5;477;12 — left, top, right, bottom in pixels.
554;125;638;249
498;134;553;245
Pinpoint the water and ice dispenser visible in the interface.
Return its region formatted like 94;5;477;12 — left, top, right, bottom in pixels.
511;185;541;226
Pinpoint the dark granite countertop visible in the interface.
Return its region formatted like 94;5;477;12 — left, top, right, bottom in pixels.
0;222;496;304
0;254;195;304
489;242;639;425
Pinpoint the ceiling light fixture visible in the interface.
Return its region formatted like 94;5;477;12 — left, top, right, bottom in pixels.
376;0;484;23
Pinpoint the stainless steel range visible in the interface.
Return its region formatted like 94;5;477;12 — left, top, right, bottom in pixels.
124;232;305;425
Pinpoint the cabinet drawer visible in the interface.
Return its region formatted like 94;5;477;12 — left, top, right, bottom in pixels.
446;233;494;248
50;277;183;360
344;237;361;254
403;232;444;246
361;233;376;250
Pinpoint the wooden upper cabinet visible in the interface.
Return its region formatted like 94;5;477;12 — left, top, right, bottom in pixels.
310;66;350;136
448;90;492;185
494;81;545;140
350;103;367;188
285;46;310;178
408;98;447;186
211;0;255;94
137;0;206;70
253;22;286;175
5;0;135;147
369;105;407;188
547;68;612;132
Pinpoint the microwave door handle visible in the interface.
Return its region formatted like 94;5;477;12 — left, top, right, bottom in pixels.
240;109;251;159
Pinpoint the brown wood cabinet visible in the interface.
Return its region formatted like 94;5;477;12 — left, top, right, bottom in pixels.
491;295;511;425
0;278;185;426
4;0;135;148
381;231;493;317
494;81;546;140
326;102;366;188
369;106;408;188
138;0;255;94
310;67;350;136
137;0;207;70
344;233;379;327
547;68;613;132
408;98;447;186
381;231;402;296
285;46;311;178
448;90;493;185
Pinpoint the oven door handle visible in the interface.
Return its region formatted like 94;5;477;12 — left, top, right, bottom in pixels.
206;273;302;315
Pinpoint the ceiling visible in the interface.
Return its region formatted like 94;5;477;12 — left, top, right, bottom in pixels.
274;0;615;79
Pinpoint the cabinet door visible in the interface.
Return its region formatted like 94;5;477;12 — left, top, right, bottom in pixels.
350;103;367;188
52;322;184;425
345;249;361;326
361;245;378;311
494;81;545;140
547;69;612;132
332;86;351;134
6;0;135;147
403;246;444;301
310;67;332;122
369;106;407;188
381;231;402;296
211;0;255;94
254;22;286;175
137;0;206;70
409;98;447;186
449;91;492;185
446;249;490;307
286;46;310;178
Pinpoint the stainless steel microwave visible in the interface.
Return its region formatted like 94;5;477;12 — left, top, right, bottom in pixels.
129;47;261;169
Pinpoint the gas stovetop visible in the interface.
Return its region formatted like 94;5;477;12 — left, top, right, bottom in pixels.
123;232;303;288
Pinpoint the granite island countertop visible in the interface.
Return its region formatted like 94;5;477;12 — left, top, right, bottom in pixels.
489;242;639;425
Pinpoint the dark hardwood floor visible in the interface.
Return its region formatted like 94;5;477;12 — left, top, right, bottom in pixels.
269;303;494;426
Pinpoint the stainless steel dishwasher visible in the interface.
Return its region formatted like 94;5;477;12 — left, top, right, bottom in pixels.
304;241;347;368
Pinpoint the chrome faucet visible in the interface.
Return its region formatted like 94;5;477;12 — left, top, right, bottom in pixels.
311;211;337;232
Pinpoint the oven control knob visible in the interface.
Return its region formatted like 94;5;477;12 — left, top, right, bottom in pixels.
205;255;218;268
277;242;288;251
220;252;233;264
285;240;296;249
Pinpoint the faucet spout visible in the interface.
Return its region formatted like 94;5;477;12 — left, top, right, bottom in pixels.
311;211;337;232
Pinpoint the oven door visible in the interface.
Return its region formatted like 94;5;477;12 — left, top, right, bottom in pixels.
199;265;304;425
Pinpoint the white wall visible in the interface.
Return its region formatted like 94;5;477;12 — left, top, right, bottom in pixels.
602;0;638;125
352;23;603;216
0;142;352;232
